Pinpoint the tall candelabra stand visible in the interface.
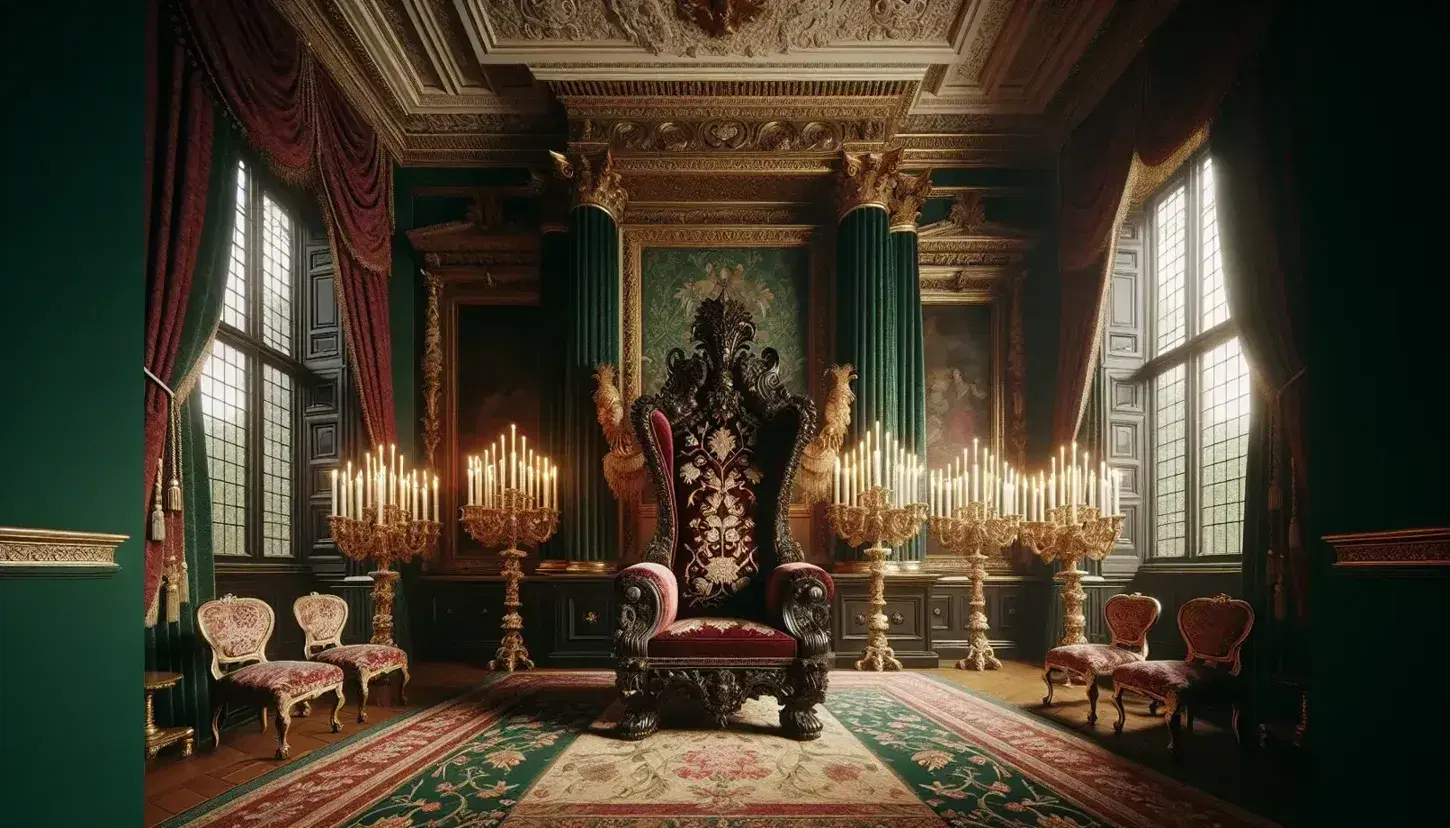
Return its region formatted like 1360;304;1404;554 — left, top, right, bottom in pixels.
1019;504;1123;647
826;486;928;671
330;503;440;646
929;502;1020;670
461;488;559;671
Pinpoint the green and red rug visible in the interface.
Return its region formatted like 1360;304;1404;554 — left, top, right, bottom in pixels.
163;671;1273;827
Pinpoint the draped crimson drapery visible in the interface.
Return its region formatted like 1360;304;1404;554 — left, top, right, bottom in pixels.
144;0;217;623
176;0;397;445
1053;0;1272;443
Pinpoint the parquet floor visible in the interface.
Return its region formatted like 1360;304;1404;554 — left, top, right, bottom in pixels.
144;660;1301;826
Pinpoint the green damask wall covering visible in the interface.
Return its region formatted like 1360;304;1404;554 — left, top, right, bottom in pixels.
0;3;145;823
640;246;811;395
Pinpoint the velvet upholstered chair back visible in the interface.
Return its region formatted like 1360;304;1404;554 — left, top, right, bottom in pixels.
196;594;275;680
633;297;817;621
1177;593;1255;674
1103;592;1162;657
293;592;349;657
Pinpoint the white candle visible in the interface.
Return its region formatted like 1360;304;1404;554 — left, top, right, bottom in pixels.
833;457;841;503
376;475;384;523
433;476;439;522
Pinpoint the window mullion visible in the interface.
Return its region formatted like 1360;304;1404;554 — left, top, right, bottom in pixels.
1143;205;1158;559
247;185;266;560
291;233;305;561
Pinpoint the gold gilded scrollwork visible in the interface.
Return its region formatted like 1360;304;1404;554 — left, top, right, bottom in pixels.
836;147;903;220
888;168;933;231
550;149;629;222
422;272;443;466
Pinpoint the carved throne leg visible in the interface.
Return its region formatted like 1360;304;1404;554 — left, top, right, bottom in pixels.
273;703;292;759
1042;667;1056;706
1086;677;1100;725
781;659;828;741
616;660;659;741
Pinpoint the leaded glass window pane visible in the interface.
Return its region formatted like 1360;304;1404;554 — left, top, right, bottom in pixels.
1153;364;1188;558
261;365;293;557
200;339;247;556
1199;337;1250;555
1199;157;1230;330
260;196;294;354
222;161;248;331
1154;184;1188;355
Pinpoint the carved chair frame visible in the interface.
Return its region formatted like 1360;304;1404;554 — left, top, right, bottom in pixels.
293;592;411;723
1041;592;1163;724
616;297;831;741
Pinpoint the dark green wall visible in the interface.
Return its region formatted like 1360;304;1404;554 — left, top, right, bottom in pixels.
0;2;146;825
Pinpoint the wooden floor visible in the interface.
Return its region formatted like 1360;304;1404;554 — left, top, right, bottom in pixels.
144;660;1300;826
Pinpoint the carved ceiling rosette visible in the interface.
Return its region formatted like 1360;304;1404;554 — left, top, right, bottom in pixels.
888;168;933;231
550;148;629;221
836;147;903;220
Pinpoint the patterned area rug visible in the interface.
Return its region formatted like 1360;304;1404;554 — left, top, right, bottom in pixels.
162;671;1273;828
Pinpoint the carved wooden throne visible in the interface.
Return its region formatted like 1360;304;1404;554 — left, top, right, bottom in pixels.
615;297;832;741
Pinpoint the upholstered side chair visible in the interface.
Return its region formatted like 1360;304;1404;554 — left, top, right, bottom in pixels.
1111;593;1255;754
1042;592;1162;724
615;296;832;742
294;592;409;722
196;594;346;758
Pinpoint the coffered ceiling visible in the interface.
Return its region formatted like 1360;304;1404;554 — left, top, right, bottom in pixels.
274;0;1174;168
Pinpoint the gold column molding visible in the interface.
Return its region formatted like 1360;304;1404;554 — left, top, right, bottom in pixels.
1325;527;1450;567
0;526;127;573
421;271;443;467
550;149;629;222
888;169;933;232
836;148;902;220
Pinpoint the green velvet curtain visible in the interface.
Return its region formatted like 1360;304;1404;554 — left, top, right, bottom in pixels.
538;224;572;564
143;121;239;746
834;205;896;562
1239;390;1273;737
891;227;926;563
560;206;620;563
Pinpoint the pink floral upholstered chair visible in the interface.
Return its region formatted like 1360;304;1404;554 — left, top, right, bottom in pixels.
293;592;409;722
196;594;345;759
1111;593;1255;754
614;297;832;742
1042;592;1162;724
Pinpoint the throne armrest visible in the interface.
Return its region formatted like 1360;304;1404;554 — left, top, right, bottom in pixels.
767;563;834;660
615;562;679;658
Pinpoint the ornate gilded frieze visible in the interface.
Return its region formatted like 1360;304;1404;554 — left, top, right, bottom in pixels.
624;205;815;226
569;117;887;154
0;526;127;574
836;147;903;219
421;272;444;467
888;169;934;231
917;235;1032;268
551;149;629;221
1325;528;1450;567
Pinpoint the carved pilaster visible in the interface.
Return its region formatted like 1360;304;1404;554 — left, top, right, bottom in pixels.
888;169;934;232
550;149;629;222
421;271;443;466
836;147;902;220
1008;269;1027;467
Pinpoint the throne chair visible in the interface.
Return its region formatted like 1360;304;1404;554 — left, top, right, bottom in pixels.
1111;593;1255;754
293;592;409;723
615;297;833;741
1042;592;1162;724
196;594;346;758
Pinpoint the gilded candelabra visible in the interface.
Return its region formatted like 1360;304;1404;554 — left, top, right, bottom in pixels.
928;502;1021;670
826;486;928;671
329;503;440;646
461;487;559;671
1019;505;1124;646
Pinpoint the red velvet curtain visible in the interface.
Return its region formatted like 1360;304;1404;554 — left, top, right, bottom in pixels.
144;0;216;623
1053;0;1271;443
177;0;397;444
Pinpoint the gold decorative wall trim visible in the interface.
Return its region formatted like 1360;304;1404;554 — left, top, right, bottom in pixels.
0;526;127;574
421;271;444;466
1325;528;1450;568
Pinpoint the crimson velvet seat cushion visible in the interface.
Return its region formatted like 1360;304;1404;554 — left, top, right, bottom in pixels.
227;661;344;701
1045;644;1145;677
311;644;407;675
648;617;797;659
1113;660;1235;701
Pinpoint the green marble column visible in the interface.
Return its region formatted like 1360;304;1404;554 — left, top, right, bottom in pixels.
888;170;932;564
537;220;571;568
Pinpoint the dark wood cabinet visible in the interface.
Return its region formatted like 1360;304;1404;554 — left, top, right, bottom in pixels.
931;575;1049;664
830;572;941;668
535;574;616;667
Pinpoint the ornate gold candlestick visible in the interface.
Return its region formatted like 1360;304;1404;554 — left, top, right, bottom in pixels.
461;487;559;672
826;486;928;671
1019;505;1123;647
330;503;440;646
928;502;1020;670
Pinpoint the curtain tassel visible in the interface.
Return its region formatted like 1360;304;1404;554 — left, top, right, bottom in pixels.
150;458;167;542
165;577;181;625
166;398;184;511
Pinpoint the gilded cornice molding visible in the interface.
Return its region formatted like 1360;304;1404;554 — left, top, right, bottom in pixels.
949;191;987;234
836;147;903;220
1325;528;1450;568
888;169;934;232
0;526;127;575
551;149;629;222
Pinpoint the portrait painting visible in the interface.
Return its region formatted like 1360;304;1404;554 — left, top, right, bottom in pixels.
923;303;997;471
639;246;810;396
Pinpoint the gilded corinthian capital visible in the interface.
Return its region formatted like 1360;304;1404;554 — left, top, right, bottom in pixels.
888;169;934;231
550;149;628;222
836;148;903;220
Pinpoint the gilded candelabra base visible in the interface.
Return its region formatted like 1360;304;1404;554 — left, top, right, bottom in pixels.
1020;505;1123;650
369;569;400;647
1054;564;1090;647
855;543;902;672
489;548;535;672
958;551;1002;671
